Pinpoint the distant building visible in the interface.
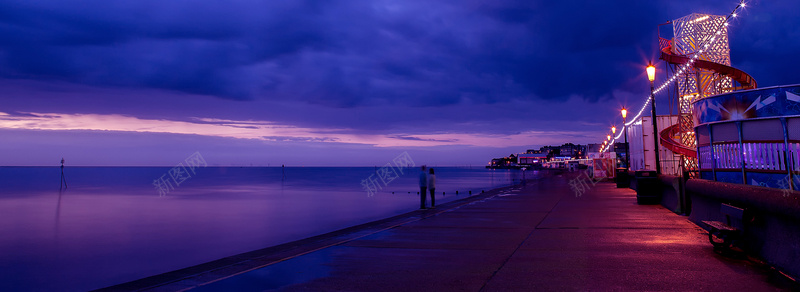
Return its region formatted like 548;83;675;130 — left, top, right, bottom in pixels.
487;154;518;168
518;153;548;167
487;143;587;168
559;143;586;159
587;143;603;153
539;146;560;156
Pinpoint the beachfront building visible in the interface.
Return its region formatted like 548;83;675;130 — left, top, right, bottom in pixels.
626;115;681;175
487;143;587;169
535;143;588;159
559;143;586;159
518;153;548;168
539;146;560;157
587;143;603;153
488;154;518;168
694;84;800;190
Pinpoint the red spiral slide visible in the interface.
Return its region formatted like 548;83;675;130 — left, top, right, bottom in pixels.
657;37;757;158
659;40;757;90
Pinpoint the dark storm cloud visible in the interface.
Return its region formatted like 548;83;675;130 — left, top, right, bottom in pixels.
0;0;331;99
0;0;662;105
0;0;797;112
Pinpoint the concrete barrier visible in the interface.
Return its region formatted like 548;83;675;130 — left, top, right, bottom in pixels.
658;175;683;214
629;171;638;191
685;178;800;279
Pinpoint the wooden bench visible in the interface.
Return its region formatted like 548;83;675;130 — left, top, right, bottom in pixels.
702;203;746;251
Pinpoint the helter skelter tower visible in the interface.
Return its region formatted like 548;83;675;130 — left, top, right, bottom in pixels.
658;13;756;176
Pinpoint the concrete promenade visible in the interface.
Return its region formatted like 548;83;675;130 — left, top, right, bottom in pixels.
122;171;789;291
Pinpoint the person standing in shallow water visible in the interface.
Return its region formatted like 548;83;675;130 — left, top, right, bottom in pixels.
428;168;436;209
419;165;428;209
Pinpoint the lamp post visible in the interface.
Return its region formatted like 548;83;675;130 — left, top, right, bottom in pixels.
611;126;617;163
647;63;661;174
621;108;629;171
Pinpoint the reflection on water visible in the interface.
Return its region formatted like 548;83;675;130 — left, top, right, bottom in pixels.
0;167;529;291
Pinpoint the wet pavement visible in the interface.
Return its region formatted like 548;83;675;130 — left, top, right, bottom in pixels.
117;171;790;291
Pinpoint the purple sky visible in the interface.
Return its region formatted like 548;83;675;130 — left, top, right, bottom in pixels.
0;0;797;166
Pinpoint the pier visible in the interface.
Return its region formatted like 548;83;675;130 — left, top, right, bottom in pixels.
100;171;792;291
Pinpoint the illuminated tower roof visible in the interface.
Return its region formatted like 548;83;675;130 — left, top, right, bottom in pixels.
672;13;731;67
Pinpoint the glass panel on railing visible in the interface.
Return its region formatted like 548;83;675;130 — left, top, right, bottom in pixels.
742;119;783;141
712;122;739;143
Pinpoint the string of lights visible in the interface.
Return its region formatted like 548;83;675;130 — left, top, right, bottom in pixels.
599;1;748;153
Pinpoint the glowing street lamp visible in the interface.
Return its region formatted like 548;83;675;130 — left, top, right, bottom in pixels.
647;62;661;174
647;64;656;82
611;127;617;155
621;108;629;171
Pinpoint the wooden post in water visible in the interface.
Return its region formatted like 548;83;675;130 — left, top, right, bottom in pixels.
60;158;68;189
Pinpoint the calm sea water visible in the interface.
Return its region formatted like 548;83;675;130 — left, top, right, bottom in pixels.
0;166;531;291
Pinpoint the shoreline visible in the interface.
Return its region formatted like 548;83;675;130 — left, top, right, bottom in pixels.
95;172;554;291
